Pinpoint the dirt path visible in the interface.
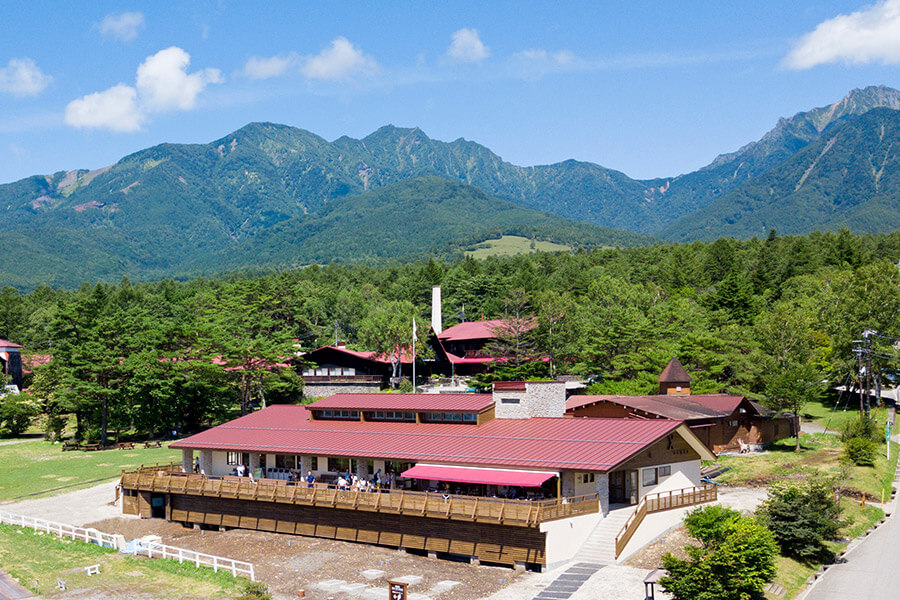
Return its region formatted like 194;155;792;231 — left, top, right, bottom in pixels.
1;481;122;526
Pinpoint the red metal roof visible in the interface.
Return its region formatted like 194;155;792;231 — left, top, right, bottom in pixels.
0;339;23;349
172;404;683;471
400;464;556;487
310;345;416;364
566;394;749;421
310;393;494;412
437;320;507;342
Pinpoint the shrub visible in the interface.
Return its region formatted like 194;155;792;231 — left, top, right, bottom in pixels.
661;506;777;600
844;437;877;466
757;479;842;562
0;394;39;437
236;581;271;600
841;414;880;443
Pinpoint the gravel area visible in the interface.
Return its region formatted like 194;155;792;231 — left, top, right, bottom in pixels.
2;481;122;526
86;516;524;600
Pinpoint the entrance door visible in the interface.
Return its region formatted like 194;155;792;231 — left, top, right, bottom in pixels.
609;471;627;504
628;470;639;504
150;494;166;519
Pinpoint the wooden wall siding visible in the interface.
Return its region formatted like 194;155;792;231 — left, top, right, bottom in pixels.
615;433;700;471
477;404;496;425
168;494;546;566
123;495;139;515
120;468;599;527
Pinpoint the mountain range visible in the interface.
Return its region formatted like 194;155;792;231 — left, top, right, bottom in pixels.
2;85;900;288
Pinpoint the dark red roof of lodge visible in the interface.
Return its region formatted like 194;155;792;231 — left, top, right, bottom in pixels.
308;345;417;364
309;393;494;412
437;320;507;342
172;404;684;472
566;394;752;421
658;358;692;383
0;339;23;349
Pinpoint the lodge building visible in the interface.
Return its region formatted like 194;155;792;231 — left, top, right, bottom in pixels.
120;381;715;569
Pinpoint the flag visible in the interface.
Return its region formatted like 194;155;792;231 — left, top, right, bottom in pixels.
412;317;418;342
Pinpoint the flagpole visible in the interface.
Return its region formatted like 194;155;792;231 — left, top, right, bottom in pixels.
412;317;417;392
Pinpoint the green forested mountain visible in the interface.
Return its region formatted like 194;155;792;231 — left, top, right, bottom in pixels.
2;85;900;288
661;108;900;241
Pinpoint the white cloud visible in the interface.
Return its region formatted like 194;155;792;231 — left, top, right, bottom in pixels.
64;84;143;132
784;0;900;69
509;49;576;80
98;11;145;42
64;47;222;132
136;46;223;112
301;37;379;80
447;28;489;63
242;53;298;79
0;58;52;97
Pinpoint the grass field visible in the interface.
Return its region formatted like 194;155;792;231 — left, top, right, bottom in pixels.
0;522;241;598
715;434;898;499
801;399;891;433
0;439;181;502
465;235;573;258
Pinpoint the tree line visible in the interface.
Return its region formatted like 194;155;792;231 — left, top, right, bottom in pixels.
1;228;899;441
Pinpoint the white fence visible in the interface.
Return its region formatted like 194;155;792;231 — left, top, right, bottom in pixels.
133;539;255;580
0;510;254;581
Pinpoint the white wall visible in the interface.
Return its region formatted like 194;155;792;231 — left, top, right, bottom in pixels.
540;511;605;570
638;460;701;498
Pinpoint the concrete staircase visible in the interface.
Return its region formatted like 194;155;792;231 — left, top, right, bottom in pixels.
572;504;634;565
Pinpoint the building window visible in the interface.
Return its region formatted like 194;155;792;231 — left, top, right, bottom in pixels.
366;411;415;422
275;454;296;469
582;473;595;484
642;468;658;487
328;457;352;473
318;409;359;420
421;411;476;424
659;465;671;477
226;452;240;466
500;398;520;404
463;413;477;422
728;420;739;427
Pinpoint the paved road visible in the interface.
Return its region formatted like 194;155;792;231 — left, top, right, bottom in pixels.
0;571;31;600
804;512;900;600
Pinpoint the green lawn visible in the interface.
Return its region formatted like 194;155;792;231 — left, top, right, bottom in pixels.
0;440;181;501
801;400;891;434
0;522;240;598
714;434;898;499
465;235;573;258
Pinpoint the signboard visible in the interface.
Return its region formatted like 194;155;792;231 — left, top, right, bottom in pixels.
388;580;407;600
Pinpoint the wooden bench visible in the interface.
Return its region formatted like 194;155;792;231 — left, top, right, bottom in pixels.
143;440;162;448
81;444;101;451
115;442;135;450
61;442;80;451
84;564;100;576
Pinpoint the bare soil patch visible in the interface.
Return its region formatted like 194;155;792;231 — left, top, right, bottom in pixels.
88;517;523;600
624;526;696;570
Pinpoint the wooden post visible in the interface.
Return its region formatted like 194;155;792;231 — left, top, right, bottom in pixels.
556;476;561;499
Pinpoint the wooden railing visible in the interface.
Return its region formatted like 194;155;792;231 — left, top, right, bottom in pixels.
614;484;717;559
120;465;599;527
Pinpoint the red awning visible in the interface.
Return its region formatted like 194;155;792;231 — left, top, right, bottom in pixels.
400;464;557;487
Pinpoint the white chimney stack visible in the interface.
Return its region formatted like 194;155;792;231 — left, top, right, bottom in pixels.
431;286;443;335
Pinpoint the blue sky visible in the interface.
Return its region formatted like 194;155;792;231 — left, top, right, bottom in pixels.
3;1;900;185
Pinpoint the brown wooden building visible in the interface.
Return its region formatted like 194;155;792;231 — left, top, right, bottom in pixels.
566;359;797;453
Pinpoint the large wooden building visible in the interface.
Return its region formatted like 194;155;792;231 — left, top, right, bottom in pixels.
566;359;797;453
121;381;714;569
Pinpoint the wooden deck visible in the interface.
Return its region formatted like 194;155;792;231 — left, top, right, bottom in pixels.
120;464;599;528
121;463;602;568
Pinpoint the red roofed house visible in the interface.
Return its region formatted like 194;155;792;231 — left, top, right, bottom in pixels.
0;339;24;391
566;358;797;453
120;380;716;570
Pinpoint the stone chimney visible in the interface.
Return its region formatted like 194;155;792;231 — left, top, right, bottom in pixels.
431;286;443;335
492;381;567;419
658;358;691;395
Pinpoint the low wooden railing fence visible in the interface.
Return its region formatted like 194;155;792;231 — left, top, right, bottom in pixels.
121;464;599;527
614;484;717;559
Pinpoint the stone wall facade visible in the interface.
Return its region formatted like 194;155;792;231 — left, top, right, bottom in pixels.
493;381;567;419
303;381;382;399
